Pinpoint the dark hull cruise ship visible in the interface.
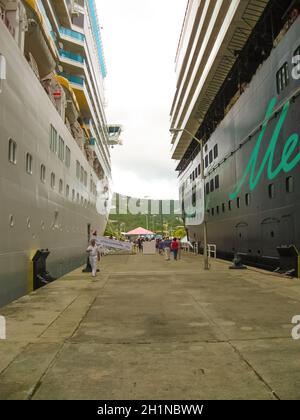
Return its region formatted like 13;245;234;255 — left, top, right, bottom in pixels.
170;0;300;271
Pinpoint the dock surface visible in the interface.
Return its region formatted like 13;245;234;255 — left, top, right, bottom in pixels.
0;253;299;400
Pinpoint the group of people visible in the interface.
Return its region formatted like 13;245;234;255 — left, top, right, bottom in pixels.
156;237;181;261
85;233;183;278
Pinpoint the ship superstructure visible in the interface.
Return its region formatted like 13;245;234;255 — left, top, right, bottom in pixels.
170;0;300;270
0;0;120;306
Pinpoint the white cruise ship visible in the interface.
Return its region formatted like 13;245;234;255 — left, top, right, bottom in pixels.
0;0;118;306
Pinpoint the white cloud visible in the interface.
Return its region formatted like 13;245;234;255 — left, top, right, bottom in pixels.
97;0;187;199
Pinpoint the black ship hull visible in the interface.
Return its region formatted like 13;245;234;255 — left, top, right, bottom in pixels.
181;17;300;271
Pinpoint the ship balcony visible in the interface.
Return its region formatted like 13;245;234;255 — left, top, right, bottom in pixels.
59;49;85;74
59;71;91;118
59;26;85;52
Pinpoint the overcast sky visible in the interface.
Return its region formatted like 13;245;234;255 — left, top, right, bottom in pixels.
97;0;188;199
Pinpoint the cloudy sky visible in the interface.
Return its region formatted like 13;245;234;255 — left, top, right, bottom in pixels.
97;0;188;199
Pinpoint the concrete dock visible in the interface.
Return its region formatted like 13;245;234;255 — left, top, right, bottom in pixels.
0;253;299;400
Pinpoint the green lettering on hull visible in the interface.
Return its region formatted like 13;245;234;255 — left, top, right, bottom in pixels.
229;97;300;200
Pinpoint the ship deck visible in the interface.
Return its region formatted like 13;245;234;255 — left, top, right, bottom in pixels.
0;252;299;400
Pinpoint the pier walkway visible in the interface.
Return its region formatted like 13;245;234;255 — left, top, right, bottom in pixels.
0;253;300;400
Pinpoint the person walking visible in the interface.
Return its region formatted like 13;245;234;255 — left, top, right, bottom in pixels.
137;237;143;253
164;237;172;261
171;237;179;261
86;239;100;277
158;238;164;255
178;238;182;260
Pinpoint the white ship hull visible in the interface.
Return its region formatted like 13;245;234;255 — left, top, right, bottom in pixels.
0;20;110;307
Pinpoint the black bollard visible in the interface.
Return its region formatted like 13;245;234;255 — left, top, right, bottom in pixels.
229;253;247;270
82;256;92;273
82;256;100;273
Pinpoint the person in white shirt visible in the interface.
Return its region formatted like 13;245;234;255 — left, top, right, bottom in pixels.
86;239;100;277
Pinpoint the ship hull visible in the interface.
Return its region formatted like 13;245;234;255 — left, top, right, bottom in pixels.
0;21;109;307
181;18;300;270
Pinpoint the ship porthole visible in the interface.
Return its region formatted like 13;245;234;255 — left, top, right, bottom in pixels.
9;215;14;227
27;217;31;229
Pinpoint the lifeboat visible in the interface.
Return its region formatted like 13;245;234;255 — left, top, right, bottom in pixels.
24;0;57;78
55;74;80;124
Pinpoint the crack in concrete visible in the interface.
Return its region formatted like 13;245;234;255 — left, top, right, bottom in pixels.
187;291;281;400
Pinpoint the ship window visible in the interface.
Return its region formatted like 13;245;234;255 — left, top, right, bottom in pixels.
40;164;46;183
206;182;210;195
26;153;33;174
215;175;220;189
237;197;241;209
286;176;294;193
268;183;275;199
59;179;63;194
80;166;84;183
276;62;289;94
210;179;214;192
51;172;55;189
198;164;201;176
205;155;209;168
195;167;198;178
84;171;87;187
72;189;75;201
76;161;80;179
245;193;251;206
228;200;232;211
216;206;220;214
66;184;70;198
209;150;213;164
58;136;65;161
50;125;57;153
222;203;226;213
213;144;218;159
211;208;215;216
65;146;71;168
8;139;17;164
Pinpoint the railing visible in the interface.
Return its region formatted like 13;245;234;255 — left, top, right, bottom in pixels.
207;244;217;259
59;49;84;64
59;26;85;42
59;72;84;86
